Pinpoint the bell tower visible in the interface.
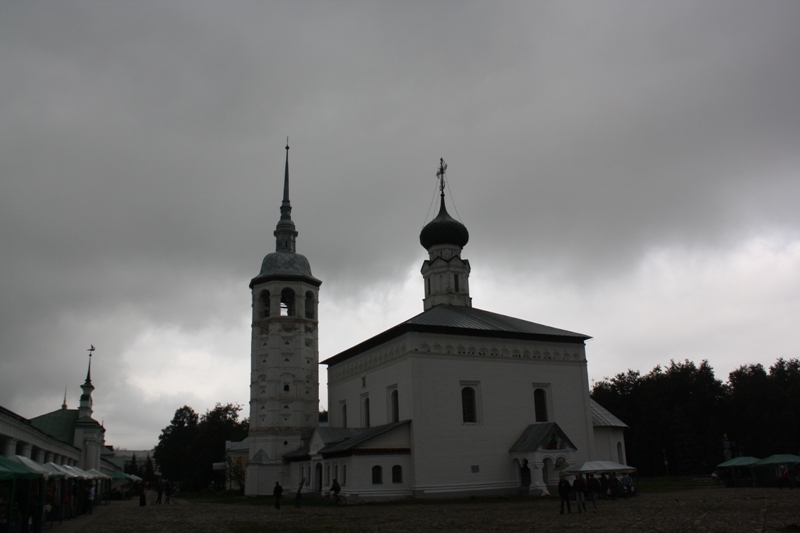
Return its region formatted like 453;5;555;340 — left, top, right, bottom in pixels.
246;142;321;496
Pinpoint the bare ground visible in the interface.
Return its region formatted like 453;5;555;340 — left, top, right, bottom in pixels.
49;487;800;533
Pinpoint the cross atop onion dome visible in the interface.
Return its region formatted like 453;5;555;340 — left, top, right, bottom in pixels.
419;159;469;250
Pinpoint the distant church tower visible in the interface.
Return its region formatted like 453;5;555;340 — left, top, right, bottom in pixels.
245;142;321;496
420;159;471;310
74;351;104;471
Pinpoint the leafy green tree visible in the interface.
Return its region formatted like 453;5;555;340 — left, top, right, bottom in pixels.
191;403;249;490
154;405;199;484
144;454;156;483
125;453;140;477
592;360;727;475
154;403;248;491
727;358;800;457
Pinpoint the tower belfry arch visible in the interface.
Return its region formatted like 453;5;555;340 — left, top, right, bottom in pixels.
245;142;321;496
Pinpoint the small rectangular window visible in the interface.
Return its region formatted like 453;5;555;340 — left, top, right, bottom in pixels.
471;465;480;473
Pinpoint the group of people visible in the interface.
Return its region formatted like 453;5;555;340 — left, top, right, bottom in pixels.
272;478;342;509
136;480;173;507
558;472;634;514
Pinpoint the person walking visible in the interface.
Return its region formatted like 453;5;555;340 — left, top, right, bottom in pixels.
558;474;571;515
273;481;283;509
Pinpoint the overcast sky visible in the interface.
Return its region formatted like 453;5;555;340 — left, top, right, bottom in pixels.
1;1;799;451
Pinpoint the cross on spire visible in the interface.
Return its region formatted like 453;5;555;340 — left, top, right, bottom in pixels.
436;158;448;198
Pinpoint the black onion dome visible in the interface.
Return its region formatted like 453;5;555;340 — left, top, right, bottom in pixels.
420;197;469;249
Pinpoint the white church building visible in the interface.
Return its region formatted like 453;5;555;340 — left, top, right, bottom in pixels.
239;149;627;498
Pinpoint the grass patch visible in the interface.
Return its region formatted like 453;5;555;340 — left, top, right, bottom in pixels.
636;475;717;493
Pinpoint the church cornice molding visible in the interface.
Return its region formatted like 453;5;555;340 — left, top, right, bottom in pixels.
328;332;586;383
250;274;322;289
324;320;588;368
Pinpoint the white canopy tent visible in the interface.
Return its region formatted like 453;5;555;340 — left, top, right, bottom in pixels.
563;460;636;474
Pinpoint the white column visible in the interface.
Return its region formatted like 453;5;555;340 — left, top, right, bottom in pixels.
19;442;33;458
2;437;18;457
529;461;549;496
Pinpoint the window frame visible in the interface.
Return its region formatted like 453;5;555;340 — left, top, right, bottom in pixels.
460;381;482;425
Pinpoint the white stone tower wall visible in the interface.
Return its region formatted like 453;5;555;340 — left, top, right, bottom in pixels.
249;279;319;463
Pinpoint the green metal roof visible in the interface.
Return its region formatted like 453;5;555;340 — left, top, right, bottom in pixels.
30;409;79;445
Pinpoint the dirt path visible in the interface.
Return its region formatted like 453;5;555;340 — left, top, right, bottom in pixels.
46;487;800;533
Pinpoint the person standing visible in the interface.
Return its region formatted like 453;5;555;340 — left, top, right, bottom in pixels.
558;474;571;515
273;481;283;509
573;474;587;513
587;473;600;512
164;482;172;504
622;473;633;498
87;483;96;515
295;478;305;509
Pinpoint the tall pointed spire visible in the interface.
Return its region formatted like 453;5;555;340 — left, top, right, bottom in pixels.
79;347;95;418
274;139;298;253
62;387;68;410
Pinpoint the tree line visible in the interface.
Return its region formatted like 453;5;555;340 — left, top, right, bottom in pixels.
591;358;800;476
124;452;155;482
153;403;248;491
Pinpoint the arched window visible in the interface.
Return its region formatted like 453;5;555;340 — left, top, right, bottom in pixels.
283;384;290;392
617;442;624;464
258;290;270;318
534;389;548;422
371;465;383;484
342;403;347;428
390;389;399;423
454;274;459;292
392;465;403;483
364;397;370;428
304;291;315;319
462;387;477;423
280;288;295;316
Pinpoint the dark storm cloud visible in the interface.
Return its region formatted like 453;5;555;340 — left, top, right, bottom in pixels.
1;1;799;448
